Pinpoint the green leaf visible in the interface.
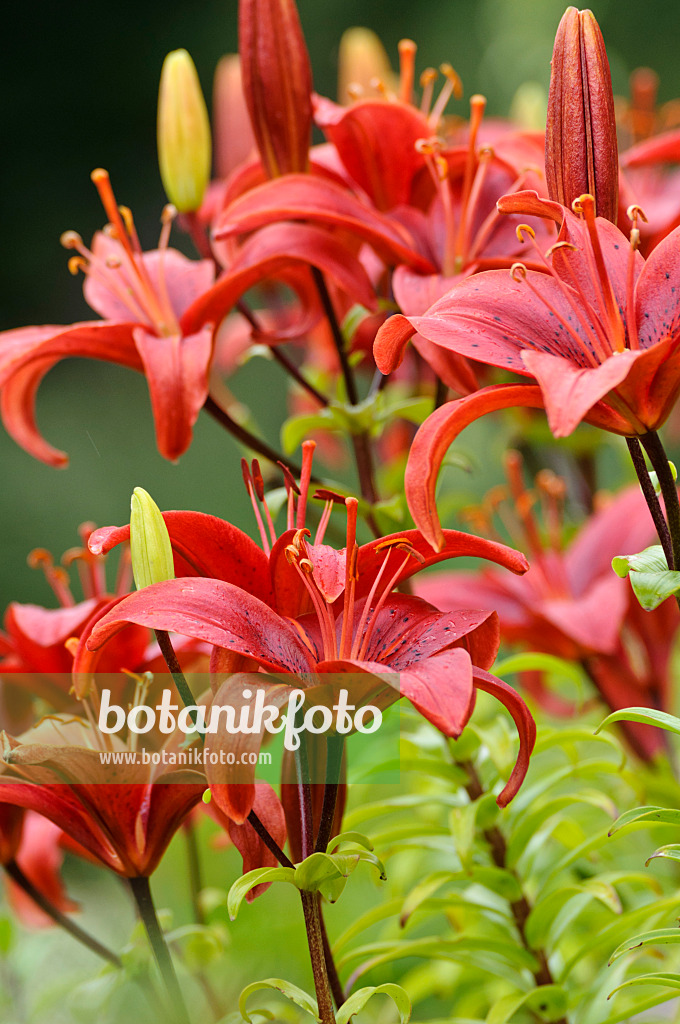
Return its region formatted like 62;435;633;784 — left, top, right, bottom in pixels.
227;867;295;920
598;707;680;738
486;985;567;1024
494;651;585;690
341;304;372;344
648;461;677;496
609;927;680;965
646;844;680;865
326;831;374;854
611;544;680;610
281;410;337;454
608;972;680;998
337;984;411;1024
239;979;319;1022
608;804;680;834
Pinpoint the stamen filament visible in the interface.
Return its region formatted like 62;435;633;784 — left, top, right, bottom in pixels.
356;551;413;661
429;63;463;127
339;498;359;660
419;68;437;116
296;440;316;530
573;194;626;352
454;95;487;268
398;39;417;105
27;550;75;607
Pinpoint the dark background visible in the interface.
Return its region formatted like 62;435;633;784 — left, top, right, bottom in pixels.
2;0;680;609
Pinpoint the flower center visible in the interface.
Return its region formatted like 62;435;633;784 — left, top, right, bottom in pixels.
61;169;181;338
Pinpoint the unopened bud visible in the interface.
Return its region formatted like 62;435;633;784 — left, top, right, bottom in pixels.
157;49;212;212
545;7;618;222
130;487;175;590
337;28;394;104
239;0;312;177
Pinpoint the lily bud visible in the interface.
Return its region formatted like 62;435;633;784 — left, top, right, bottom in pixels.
545;7;618;222
157;49;212;213
238;0;313;177
337;28;394;105
130;488;175;590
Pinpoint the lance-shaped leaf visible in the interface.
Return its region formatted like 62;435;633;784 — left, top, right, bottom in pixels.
612;544;680;610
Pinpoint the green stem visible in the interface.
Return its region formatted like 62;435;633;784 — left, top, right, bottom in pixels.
154;629;199;731
129;875;191;1024
204;394;304;476
4;860;122;968
640;430;680;570
314;735;345;853
460;762;568;1024
183;820;204;925
626;437;673;569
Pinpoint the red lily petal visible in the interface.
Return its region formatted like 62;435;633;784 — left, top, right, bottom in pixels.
0;322;140;465
538;574;629;655
86;579;315;674
225;783;287;899
180;222;377;334
313;94;430;211
213;174;434;272
471;667;536;806
342;594;499;670
635;225;680;346
207;674;299;823
520;347;642;437
133;325;213;462
89;511;274;606
622;128;680;168
404;384;632;551
316;649;476;738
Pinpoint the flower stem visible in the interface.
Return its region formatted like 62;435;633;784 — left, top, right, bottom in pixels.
129;875;191;1024
460;762;568;1023
183;820;205;924
154;629;199;730
300;890;337;1024
247;810;294;868
204;393;304;476
4;860;122;968
314;735;345;853
640;430;680;571
626;436;674;568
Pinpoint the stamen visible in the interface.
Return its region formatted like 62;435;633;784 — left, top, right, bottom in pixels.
572;194;626;352
347;83;364;101
419;68;438;116
429;63;463;127
90;168;179;336
626;205;647;351
455;143;492;270
313;500;334;546
241;459;271;554
505;451;543;560
536;469;567;552
416;137;457;275
252;459;277;547
355;549;414;661
398;39;417;105
296;440;316;530
27;549;75;607
339;498;359;659
512;229;610;364
285;535;338;660
278;461;300;530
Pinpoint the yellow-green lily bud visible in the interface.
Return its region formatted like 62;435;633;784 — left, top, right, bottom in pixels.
130;487;175;590
157;49;212;213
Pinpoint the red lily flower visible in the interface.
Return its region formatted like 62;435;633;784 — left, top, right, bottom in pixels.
0;718;205;878
375;190;680;548
0;170;215;465
416;462;676;758
82;444;534;819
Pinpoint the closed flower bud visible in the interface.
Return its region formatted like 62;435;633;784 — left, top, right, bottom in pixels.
157;49;212;213
130;488;175;590
239;0;312;177
545;7;618;222
337;27;394;104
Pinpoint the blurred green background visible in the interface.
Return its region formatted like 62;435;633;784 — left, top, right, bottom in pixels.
3;0;680;609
